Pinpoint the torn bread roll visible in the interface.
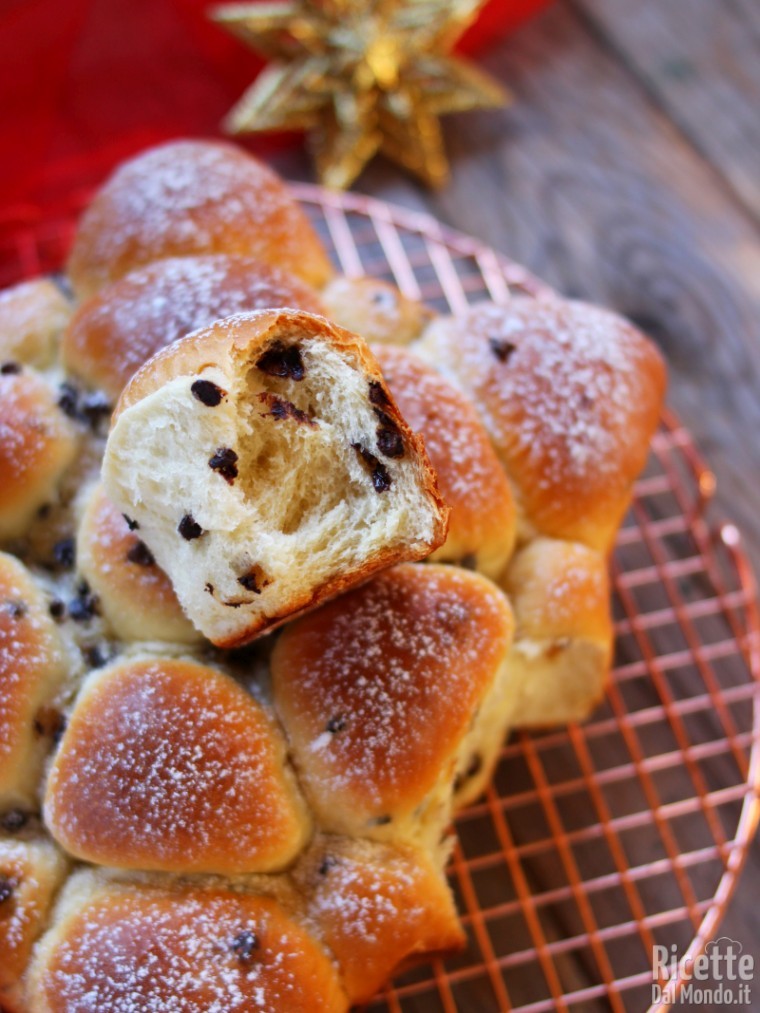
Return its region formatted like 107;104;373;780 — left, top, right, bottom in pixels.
102;309;448;646
67;139;334;298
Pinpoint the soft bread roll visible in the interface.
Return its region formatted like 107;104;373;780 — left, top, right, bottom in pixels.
373;344;517;578
0;368;79;540
322;276;433;346
63;254;326;401
417;299;666;552
0;553;69;810
0;838;69;1013
294;835;464;1004
502;537;613;726
76;482;200;644
103;309;448;647
0;279;71;369
44;658;310;874
27;871;348;1012
67;139;334;298
271;564;513;846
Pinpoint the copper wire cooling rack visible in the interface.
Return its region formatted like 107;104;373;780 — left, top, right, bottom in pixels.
1;185;759;1013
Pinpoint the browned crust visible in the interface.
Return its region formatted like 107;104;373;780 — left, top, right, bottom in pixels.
63;254;326;400
67;140;334;297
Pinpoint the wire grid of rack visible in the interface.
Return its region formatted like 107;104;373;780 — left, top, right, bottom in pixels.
1;184;758;1013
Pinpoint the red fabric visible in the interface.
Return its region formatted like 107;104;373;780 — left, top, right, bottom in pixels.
0;0;551;225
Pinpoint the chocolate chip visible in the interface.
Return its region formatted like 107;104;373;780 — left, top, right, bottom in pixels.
80;391;113;427
191;379;225;406
1;810;29;833
368;381;391;408
326;714;347;733
126;540;155;567
374;410;404;458
122;514;139;531
489;337;516;363
84;644;112;669
53;537;76;569
57;382;81;419
0;362;21;375
0;876;14;906
3;599;27;619
352;443;392;493
238;566;269;595
208;447;238;483
178;514;203;540
256;342;304;381
49;599;65;621
33;706;66;742
258;392;316;426
68;583;99;622
230;929;259;963
318;856;338;876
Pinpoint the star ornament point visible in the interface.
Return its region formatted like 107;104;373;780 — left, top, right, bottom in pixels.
212;0;509;188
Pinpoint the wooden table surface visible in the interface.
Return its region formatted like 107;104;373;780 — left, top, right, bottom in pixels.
271;0;760;1004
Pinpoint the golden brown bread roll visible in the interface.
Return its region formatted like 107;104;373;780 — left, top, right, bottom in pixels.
0;279;71;369
294;835;464;1005
0;368;79;541
0;553;70;810
322;276;433;346
271;563;513;846
27;871;348;1012
373;344;517;578
63;254;326;401
0;838;69;1013
417;298;666;552
76;482;200;644
103;309;448;647
44;658;311;874
502;537;614;725
67;140;334;298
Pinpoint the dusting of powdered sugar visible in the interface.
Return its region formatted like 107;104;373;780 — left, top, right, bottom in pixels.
42;889;338;1012
46;661;298;868
309;847;426;946
71;255;321;395
433;299;661;491
277;567;510;810
375;347;510;515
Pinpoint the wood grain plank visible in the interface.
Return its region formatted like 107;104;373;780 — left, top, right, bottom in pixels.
573;0;760;220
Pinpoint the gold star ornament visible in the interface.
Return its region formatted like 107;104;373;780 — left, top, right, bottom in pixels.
212;0;509;189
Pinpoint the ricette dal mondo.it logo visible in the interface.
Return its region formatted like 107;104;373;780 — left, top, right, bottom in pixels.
652;937;753;1006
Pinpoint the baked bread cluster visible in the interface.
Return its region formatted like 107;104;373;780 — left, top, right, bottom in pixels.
0;140;665;1012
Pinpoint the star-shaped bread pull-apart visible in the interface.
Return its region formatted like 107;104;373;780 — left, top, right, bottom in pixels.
212;0;509;189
